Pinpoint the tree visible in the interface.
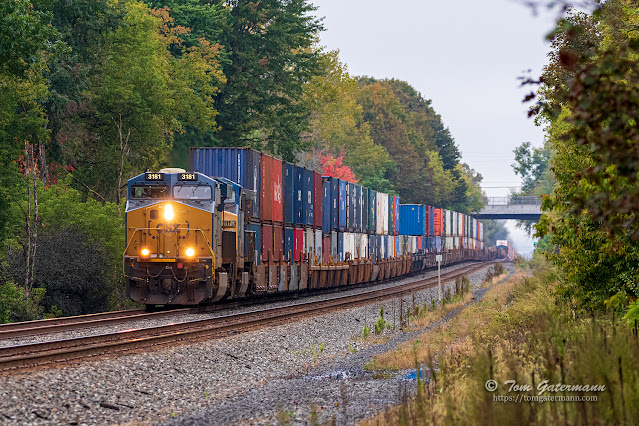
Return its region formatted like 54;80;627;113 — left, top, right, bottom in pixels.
530;0;639;310
357;79;458;205
212;0;324;160
303;51;392;191
512;141;551;194
67;1;223;202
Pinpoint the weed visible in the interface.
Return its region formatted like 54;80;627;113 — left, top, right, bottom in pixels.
362;323;370;339
276;407;294;426
348;344;357;353
374;306;389;334
309;404;319;426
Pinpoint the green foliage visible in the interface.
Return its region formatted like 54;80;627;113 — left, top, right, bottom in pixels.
3;179;127;316
530;0;639;311
304;51;393;190
374;306;389;335
213;0;324;161
0;282;55;323
512;141;551;194
362;323;370;339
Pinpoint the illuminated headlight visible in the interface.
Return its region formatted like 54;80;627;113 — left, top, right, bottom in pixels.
185;247;195;257
141;248;150;257
164;204;174;220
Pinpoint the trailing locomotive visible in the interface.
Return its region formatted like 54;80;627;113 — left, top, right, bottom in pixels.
124;150;497;308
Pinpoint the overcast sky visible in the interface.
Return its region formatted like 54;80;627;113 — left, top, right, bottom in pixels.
311;0;563;255
311;0;561;197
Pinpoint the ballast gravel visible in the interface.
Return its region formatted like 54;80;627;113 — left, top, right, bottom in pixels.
0;262;512;425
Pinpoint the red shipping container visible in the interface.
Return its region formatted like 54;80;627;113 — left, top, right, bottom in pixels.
313;171;322;228
273;224;283;261
392;197;398;236
272;157;283;223
293;227;304;261
461;214;465;238
434;209;443;236
261;154;273;222
260;153;283;223
322;236;330;264
261;224;273;263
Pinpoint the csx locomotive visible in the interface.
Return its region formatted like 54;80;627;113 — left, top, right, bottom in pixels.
124;167;496;308
124;168;255;306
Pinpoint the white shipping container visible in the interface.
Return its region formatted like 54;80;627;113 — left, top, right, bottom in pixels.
315;229;322;263
382;193;389;235
453;212;458;237
305;228;314;257
380;235;386;259
359;233;368;258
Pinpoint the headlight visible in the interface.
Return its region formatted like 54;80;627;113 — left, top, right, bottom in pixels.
141;248;150;257
185;247;195;257
164;204;174;220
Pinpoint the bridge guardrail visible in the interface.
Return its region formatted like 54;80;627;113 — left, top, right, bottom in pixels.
482;196;542;206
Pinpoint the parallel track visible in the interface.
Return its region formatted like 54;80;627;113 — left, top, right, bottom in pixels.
0;261;495;374
0;308;190;339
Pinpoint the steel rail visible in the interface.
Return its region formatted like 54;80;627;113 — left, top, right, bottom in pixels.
0;261;496;373
0;308;191;340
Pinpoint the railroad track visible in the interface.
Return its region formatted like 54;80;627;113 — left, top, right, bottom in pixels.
0;307;192;339
0;261;495;374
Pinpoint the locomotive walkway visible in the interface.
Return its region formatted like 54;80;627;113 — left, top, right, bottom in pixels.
475;196;542;220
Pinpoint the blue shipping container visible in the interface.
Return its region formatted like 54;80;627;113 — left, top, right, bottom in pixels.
355;185;363;233
328;177;338;230
322;179;331;233
190;147;261;220
369;235;376;262
303;168;314;226
399;204;425;236
368;189;377;234
294;166;304;225
249;222;261;265
337;232;344;262
348;183;356;231
362;187;368;233
283;227;294;261
338;180;347;230
283;162;295;224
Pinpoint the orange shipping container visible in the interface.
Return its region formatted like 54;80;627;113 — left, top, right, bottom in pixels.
433;208;443;236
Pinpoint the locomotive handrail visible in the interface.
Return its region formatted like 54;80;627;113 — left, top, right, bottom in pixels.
123;227;216;272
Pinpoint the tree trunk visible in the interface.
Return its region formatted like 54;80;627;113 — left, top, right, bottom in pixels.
115;116;131;205
24;143;31;298
30;143;38;298
39;144;47;186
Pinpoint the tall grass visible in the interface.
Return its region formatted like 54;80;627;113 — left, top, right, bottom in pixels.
368;258;639;425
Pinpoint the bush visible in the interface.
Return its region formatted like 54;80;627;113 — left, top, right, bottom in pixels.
7;227;113;316
0;282;53;323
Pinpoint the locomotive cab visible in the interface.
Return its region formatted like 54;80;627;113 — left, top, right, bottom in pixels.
124;169;253;306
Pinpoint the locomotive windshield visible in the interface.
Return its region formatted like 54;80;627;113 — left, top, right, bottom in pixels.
173;185;213;200
131;185;169;199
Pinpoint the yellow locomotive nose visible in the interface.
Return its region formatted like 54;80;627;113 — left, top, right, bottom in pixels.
185;247;195;257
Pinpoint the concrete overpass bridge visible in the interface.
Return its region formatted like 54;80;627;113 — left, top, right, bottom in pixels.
475;196;542;220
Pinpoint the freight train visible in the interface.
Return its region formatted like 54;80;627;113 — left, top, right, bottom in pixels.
124;148;498;307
